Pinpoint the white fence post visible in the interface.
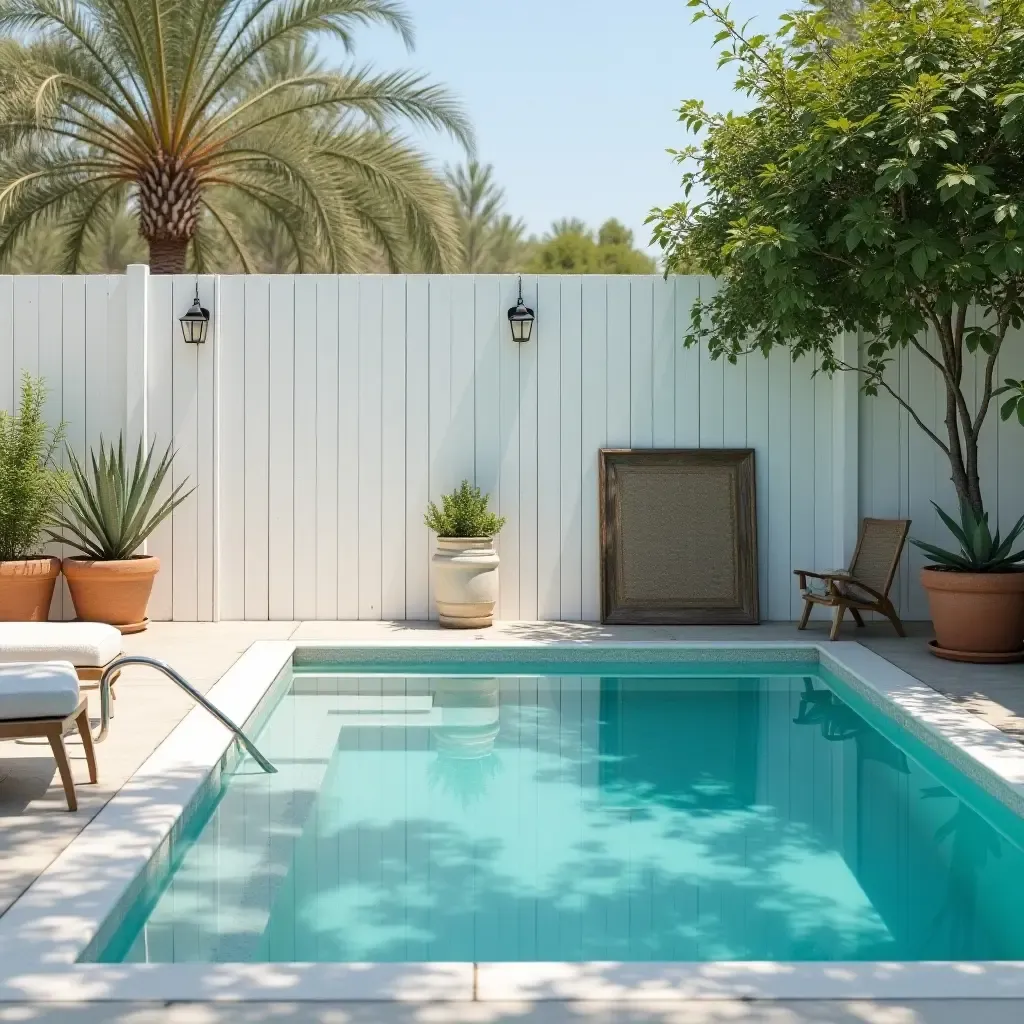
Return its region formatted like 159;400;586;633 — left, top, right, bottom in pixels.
125;263;149;449
125;264;149;557
832;330;860;567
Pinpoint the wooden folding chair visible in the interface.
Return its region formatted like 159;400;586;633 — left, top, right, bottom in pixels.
794;518;911;641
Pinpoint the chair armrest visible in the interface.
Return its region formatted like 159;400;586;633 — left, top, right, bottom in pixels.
794;569;852;581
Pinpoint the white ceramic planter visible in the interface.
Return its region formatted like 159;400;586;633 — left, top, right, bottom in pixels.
431;537;499;628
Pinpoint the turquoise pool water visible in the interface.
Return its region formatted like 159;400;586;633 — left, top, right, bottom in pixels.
94;661;1024;963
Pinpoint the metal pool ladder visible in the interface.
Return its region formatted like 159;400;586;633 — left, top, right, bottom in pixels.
94;655;277;774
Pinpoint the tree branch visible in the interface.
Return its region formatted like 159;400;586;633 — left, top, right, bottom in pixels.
835;358;950;455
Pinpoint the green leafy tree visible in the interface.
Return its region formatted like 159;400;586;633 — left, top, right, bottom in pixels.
525;218;656;274
650;0;1024;518
445;160;527;272
0;0;471;274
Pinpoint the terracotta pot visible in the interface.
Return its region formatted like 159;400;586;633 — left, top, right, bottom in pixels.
0;556;60;621
431;537;499;628
62;555;160;633
920;566;1024;657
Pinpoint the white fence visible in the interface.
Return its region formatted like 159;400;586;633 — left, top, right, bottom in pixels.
2;267;1021;623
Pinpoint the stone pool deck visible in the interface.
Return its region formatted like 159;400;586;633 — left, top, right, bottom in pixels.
0;619;1022;1024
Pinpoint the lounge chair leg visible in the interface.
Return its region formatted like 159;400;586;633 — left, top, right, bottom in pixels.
76;708;98;785
850;608;866;628
798;599;813;630
46;726;77;811
883;603;906;638
829;604;846;642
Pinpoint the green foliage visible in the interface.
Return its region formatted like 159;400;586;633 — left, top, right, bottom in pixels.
0;3;470;273
649;0;1024;517
912;501;1024;572
446;161;528;272
49;435;193;560
424;480;505;538
525;219;657;274
0;374;65;561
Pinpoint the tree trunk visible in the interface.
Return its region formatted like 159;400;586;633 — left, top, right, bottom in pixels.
148;238;188;274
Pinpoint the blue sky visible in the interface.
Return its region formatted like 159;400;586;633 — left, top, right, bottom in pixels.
327;0;794;251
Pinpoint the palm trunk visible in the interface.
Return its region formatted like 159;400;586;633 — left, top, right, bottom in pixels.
147;239;188;274
137;153;200;276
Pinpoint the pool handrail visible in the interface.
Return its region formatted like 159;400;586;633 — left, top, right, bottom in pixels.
95;655;277;773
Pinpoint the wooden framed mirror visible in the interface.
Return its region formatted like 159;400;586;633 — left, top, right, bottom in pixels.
599;449;759;625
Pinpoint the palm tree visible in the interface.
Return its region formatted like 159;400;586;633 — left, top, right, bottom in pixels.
445;160;526;272
0;1;472;273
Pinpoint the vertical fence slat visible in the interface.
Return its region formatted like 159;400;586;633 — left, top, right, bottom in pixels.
427;277;452;619
581;276;607;621
516;275;539;621
381;276;407;620
171;276;199;622
268;275;295;620
767;344;791;620
405;276;429;619
629;277;653;448
698;277;723;447
789;358;815;619
358;276;383;619
13;277;39;384
318;275;341;620
292;275;317;620
498;275;521;620
196;275;216;621
606;277;631;447
146;276;174;620
813;357;833;620
39;277;64;618
536;275;561;620
674;277;700;447
83;276;108;446
559;275;583;621
107;275;127;442
473;278;501;612
243;275;270;620
652;278;675;448
216;275;245;620
745;347;771;622
0;278;12;412
450;275;476;485
473;277;501;507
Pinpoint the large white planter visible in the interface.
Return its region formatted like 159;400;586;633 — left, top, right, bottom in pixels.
432;537;499;628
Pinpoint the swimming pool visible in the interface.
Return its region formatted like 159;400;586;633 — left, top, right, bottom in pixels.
4;640;1024;1002
92;659;1024;965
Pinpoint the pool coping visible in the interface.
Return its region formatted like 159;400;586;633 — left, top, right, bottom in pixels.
2;638;1024;1002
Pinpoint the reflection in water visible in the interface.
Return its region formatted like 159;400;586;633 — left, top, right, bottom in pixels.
428;678;502;807
103;670;1024;965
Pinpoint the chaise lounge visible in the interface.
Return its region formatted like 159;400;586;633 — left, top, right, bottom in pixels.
0;662;97;811
0;622;122;688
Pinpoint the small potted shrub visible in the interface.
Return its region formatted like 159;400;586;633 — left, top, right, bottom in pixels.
0;374;66;620
913;502;1024;662
49;435;193;633
425;480;505;628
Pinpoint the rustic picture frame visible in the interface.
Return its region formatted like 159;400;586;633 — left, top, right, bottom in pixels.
599;449;759;625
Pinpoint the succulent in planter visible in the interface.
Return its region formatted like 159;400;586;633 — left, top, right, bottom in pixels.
913;502;1024;661
48;435;193;632
0;374;67;620
426;481;505;629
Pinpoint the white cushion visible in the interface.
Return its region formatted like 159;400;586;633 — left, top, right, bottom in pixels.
0;662;80;720
0;622;121;667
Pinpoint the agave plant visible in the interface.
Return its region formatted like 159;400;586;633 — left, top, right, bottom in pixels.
48;435;193;560
912;501;1024;573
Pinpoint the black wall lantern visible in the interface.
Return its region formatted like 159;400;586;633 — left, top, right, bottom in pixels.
507;277;535;343
179;281;210;344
